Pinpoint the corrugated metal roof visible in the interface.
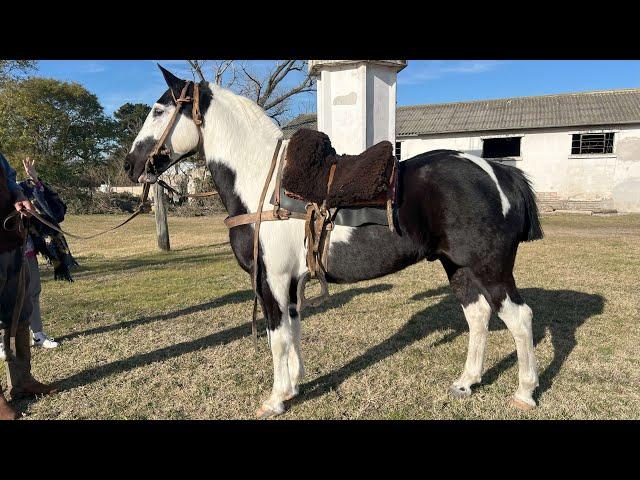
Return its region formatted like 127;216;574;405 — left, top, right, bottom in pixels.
282;88;640;138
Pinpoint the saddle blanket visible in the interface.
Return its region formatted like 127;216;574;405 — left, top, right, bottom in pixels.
282;129;397;208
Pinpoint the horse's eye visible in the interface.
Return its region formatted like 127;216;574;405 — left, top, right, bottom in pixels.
153;108;164;116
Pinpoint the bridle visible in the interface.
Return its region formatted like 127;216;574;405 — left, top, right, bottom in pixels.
142;80;203;188
3;79;213;241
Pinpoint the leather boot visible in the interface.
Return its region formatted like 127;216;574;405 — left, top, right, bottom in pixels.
0;391;19;420
5;321;58;400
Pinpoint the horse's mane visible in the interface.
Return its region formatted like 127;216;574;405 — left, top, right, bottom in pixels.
208;83;282;141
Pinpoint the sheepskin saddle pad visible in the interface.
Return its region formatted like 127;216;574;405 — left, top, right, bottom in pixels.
282;129;397;208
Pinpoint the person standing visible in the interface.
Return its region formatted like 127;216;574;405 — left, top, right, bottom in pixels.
20;157;75;348
0;152;57;421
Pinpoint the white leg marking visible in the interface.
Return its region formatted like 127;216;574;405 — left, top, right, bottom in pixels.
287;305;305;397
458;153;511;217
258;317;293;417
497;294;539;408
451;294;491;396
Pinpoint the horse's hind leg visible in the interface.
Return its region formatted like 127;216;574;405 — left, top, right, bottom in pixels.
443;260;492;398
489;278;539;409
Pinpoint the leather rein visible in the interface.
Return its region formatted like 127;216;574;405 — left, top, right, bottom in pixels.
4;80;216;241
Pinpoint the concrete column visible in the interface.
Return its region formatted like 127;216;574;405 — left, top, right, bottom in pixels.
309;60;407;154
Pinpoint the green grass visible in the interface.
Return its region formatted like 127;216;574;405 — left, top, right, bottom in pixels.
5;213;640;419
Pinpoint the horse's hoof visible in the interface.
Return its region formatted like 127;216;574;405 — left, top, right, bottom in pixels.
449;385;472;399
510;396;536;411
256;404;283;419
284;389;299;402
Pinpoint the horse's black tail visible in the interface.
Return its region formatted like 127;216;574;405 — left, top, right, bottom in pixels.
511;168;544;242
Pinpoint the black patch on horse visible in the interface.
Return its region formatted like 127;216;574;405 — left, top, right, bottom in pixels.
156;81;212;124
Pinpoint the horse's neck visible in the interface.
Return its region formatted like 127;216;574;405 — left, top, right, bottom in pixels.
201;99;282;216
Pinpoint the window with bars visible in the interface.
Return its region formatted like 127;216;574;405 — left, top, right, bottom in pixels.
395;141;402;160
571;133;614;155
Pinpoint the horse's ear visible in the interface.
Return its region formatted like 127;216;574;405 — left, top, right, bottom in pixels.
158;64;186;100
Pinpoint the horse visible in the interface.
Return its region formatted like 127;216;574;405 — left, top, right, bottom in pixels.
124;65;544;418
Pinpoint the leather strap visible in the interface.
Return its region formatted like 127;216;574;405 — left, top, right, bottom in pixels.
192;83;202;126
147;82;192;174
157;179;218;201
223;209;306;229
4;182;151;241
273;144;288;209
326;163;337;195
250;138;282;350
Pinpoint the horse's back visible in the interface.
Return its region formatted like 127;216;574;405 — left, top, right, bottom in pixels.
397;149;540;267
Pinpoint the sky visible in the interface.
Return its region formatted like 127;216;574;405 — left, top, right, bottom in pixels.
36;60;640;118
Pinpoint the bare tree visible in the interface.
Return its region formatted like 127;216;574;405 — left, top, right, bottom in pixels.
187;60;207;83
188;60;238;87
186;60;316;125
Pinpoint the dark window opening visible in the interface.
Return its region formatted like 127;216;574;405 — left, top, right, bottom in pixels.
482;137;521;158
571;132;614;155
395;141;402;161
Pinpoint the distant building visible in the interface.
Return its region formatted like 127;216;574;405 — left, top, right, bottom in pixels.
102;161;209;204
284;88;640;212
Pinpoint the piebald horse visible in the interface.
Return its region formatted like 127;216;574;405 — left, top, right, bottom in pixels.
124;66;543;418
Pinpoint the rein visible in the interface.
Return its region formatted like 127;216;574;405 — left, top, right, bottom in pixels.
3;183;151;240
3;80;215;241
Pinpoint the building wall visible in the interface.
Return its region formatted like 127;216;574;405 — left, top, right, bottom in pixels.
99;163;210;204
398;124;640;212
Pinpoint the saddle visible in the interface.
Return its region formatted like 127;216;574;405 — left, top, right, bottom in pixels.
273;129;399;311
281;129;398;209
224;134;400;347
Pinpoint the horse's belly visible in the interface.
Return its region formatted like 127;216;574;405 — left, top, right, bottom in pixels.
325;224;424;284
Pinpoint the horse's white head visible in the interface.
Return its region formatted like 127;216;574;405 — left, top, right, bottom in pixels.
124;65;207;184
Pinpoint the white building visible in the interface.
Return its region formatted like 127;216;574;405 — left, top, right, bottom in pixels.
284;88;640;212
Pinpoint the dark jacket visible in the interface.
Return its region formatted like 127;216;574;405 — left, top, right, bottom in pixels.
0;156;26;253
20;179;78;281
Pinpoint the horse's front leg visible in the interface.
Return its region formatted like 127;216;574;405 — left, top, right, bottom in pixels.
286;277;305;399
256;272;296;419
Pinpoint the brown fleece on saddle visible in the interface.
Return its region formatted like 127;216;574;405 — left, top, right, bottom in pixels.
282;128;396;208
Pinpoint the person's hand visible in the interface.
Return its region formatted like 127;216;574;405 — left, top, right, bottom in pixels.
14;199;34;217
22;156;38;182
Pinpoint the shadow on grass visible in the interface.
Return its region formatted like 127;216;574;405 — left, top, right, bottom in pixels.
59;248;235;281
47;283;393;395
289;287;604;408
28;284;602;416
55;289;255;343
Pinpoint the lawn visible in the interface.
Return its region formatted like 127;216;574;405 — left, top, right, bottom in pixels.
6;213;640;419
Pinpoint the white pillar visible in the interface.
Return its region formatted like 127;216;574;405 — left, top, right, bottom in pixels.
309;60;407;155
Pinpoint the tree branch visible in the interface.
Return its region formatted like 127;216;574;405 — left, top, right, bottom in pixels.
188;60;206;82
263;76;315;111
241;66;263;101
